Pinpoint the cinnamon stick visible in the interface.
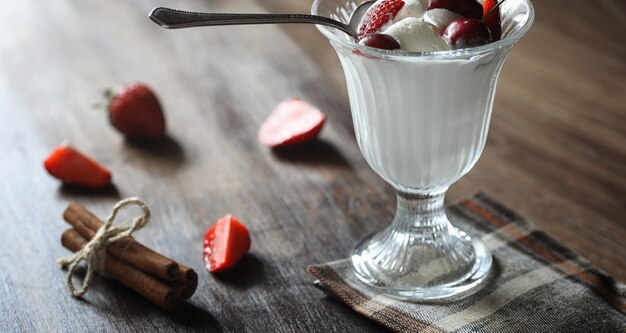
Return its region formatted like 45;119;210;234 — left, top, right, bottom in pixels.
171;281;197;300
63;203;183;282
61;229;180;311
176;264;198;287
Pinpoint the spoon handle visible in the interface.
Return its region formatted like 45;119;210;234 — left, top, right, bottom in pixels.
149;7;357;39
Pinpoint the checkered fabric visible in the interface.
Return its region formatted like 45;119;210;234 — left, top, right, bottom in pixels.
308;193;626;332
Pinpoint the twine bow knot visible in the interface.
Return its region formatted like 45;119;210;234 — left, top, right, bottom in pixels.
57;197;150;297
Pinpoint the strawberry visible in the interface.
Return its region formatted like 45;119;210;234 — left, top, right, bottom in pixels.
106;83;166;139
482;0;502;41
359;0;405;38
257;98;326;148
44;145;112;188
203;215;251;272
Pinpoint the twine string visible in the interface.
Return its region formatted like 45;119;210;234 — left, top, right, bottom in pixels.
57;197;150;297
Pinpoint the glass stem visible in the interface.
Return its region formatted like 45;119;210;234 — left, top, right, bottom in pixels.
392;190;449;230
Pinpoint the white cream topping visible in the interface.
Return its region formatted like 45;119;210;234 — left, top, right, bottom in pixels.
423;9;464;35
383;17;450;52
394;0;428;23
379;0;428;31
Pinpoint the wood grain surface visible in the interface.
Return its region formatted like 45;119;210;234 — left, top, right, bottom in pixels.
0;0;624;332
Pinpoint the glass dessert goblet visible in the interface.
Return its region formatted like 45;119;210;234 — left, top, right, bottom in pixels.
312;0;534;300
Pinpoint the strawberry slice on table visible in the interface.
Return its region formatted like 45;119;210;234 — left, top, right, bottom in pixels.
203;214;251;272
358;0;405;38
482;0;502;41
257;98;326;148
44;145;112;188
106;83;166;140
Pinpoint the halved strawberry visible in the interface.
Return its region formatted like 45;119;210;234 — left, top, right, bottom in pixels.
44;145;112;188
359;0;405;38
257;98;326;148
203;214;251;272
482;0;502;41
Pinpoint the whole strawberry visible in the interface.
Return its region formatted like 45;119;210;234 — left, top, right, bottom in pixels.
106;83;166;139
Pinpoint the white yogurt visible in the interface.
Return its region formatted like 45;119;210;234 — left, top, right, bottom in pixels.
336;51;510;192
335;0;531;192
384;17;449;52
423;9;464;34
392;0;428;23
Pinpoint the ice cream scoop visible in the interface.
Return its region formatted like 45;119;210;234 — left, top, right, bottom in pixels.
423;8;463;34
384;17;450;52
391;0;427;25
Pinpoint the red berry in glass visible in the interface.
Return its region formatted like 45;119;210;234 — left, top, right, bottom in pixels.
443;18;492;49
427;0;483;20
359;33;401;50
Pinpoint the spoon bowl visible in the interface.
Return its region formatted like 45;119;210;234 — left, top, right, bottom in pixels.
348;1;375;35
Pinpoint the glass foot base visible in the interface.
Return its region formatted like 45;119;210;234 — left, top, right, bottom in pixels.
351;226;492;301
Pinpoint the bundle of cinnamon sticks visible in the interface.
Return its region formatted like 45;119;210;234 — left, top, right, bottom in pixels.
61;202;198;311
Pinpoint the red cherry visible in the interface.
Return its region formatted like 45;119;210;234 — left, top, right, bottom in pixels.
443;19;492;49
359;33;401;50
427;0;483;20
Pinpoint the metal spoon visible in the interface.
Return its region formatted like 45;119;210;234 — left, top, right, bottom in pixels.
148;2;374;41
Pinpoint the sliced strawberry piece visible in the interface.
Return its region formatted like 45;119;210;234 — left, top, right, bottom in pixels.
258;98;326;148
203;214;251;272
44;145;112;188
482;0;502;41
359;0;405;38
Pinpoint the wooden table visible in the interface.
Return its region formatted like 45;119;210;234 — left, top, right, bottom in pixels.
1;0;624;331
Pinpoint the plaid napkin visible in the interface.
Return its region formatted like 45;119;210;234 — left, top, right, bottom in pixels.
308;193;626;332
